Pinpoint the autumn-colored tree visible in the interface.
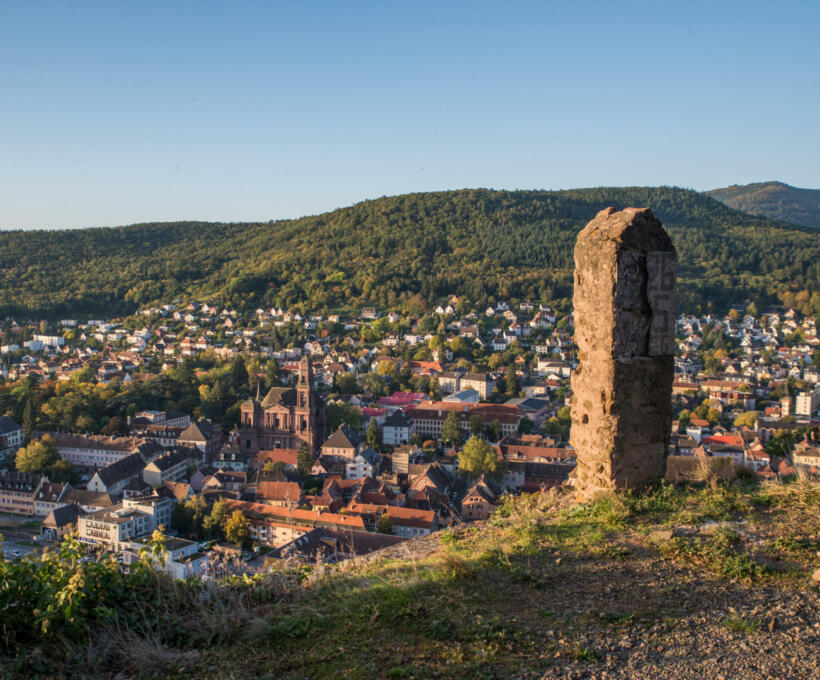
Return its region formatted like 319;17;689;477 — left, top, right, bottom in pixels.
733;411;759;429
376;360;398;378
224;510;249;547
15;436;58;473
203;498;231;539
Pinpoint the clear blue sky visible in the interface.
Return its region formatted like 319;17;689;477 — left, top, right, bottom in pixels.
1;1;818;229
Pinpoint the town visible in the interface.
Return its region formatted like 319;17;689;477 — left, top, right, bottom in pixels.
1;299;818;576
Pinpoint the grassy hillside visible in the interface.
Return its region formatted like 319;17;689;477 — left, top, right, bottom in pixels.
1;187;819;318
3;479;820;679
708;181;820;230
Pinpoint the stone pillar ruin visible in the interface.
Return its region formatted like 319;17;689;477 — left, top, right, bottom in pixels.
570;207;677;501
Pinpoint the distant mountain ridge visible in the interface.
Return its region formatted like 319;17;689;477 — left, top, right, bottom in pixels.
0;187;819;319
707;181;820;230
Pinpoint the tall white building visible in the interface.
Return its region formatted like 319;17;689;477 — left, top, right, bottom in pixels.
795;391;820;417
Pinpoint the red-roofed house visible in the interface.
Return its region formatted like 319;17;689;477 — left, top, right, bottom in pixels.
256;481;303;507
252;448;300;471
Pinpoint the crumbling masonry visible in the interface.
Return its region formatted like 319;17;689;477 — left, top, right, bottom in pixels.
570;207;677;501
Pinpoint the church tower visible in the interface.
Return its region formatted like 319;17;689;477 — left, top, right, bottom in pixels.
296;356;326;451
297;356;313;408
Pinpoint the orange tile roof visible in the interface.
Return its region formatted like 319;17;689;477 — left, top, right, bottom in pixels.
224;499;365;529
254;448;300;467
256;481;302;502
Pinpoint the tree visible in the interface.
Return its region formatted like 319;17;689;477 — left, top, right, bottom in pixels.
458;435;503;481
72;364;95;384
230;356;249;392
47;459;74;483
265;358;280;388
733;411;758;429
224;510;249;547
505;365;518;396
22;398;35;438
142;528;168;566
485;419;502;442
246;357;261;393
328;402;362;431
376;360;398;378
203;498;230;539
334;372;359;394
441;411;461;447
100;417;126;435
366;419;382;451
263;460;285;474
430;377;441;401
75;414;96;432
360;372;388;397
376;513;393;535
766;429;795;458
518;416;534;435
297;441;313;478
15;437;58;473
468;413;484;436
172;500;194;535
677;409;691;431
174;494;208;537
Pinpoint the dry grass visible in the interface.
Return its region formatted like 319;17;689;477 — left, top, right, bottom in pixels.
86;627;203;677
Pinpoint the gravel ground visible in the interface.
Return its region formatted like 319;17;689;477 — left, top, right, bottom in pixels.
529;558;820;680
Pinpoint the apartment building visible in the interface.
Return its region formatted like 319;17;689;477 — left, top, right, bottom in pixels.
0;416;24;464
48;433;161;468
0;470;43;515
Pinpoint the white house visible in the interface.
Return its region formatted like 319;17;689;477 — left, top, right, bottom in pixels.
345;448;382;480
382;410;414;446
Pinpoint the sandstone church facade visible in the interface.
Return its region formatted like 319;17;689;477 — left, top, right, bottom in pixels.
239;357;328;454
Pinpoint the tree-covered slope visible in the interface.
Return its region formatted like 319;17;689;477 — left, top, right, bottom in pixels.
1;187;819;318
707;181;820;230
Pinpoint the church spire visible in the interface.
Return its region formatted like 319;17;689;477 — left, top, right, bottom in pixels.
298;355;313;386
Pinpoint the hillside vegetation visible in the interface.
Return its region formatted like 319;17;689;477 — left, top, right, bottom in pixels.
708;181;820;230
1;187;819;318
2;479;820;679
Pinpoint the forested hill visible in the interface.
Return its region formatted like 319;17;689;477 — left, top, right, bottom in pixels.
1;186;819;319
707;181;820;230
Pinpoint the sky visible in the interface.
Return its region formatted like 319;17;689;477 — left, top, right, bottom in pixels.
1;1;818;230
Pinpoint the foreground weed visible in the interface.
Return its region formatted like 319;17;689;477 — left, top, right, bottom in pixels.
723;616;760;633
573;645;600;663
663;528;765;581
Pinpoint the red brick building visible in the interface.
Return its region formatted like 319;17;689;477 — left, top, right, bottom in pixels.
239;357;327;454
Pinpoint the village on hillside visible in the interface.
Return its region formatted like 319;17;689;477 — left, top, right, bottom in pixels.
0;298;818;576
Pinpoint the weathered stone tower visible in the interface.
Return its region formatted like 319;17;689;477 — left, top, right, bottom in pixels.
570;207;677;501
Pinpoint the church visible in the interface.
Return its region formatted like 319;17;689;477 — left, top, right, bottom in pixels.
239;357;328;454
